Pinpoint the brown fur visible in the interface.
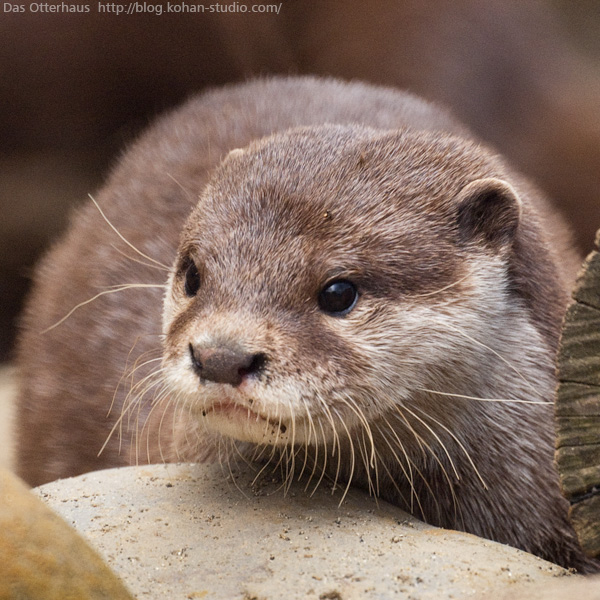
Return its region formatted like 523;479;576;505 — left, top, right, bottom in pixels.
15;77;595;572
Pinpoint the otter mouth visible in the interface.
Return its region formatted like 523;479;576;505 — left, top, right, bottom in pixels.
200;400;289;443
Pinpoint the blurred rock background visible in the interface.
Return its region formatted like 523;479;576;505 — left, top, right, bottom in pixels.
0;365;15;469
1;0;599;367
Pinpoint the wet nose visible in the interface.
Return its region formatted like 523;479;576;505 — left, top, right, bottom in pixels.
189;343;267;386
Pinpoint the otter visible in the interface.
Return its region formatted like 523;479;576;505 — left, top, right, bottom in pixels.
14;77;594;571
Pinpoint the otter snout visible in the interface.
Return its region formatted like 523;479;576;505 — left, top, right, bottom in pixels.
188;342;267;386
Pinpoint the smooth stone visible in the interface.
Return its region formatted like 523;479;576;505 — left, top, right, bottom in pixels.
36;463;573;599
496;574;600;600
0;467;134;600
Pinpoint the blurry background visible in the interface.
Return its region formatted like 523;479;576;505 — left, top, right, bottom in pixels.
1;0;600;362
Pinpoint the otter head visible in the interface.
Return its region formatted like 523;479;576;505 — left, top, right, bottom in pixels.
161;123;537;461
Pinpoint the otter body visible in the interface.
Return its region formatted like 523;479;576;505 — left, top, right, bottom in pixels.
15;77;592;570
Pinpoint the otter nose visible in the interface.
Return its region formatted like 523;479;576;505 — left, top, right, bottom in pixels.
189;343;266;386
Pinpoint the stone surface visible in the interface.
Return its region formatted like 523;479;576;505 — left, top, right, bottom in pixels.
0;467;134;600
36;463;572;600
494;574;600;600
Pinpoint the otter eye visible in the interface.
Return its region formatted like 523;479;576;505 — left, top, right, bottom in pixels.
318;280;358;316
184;260;201;297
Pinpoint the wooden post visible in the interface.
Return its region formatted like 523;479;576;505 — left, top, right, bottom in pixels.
556;229;600;557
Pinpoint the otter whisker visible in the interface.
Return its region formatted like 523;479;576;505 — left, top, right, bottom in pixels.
249;439;271;464
99;366;165;457
132;376;158;466
222;437;236;480
256;446;293;498
282;445;293;495
156;388;181;464
376;427;422;517
308;419;330;497
266;415;284;466
183;394;201;458
400;404;461;480
337;393;379;496
316;393;342;485
377;415;414;489
154;393;172;464
216;435;228;474
89;194;170;271
273;400;285;446
42;283;166;334
441;321;540;396
278;421;293;491
410;273;471;298
375;445;413;509
223;442;251;500
138;380;176;463
110;242;170;273
358;428;378;498
413;405;487;490
417;388;551;405
298;397;318;482
122;362;166;412
330;406;356;505
111;338;162;416
271;443;293;482
250;443;285;488
393;406;461;522
174;393;196;460
120;367;166;445
120;352;163;394
107;283;167;290
340;392;377;470
390;405;430;463
376;417;425;516
230;439;256;472
287;402;299;491
169;393;188;461
166;172;197;205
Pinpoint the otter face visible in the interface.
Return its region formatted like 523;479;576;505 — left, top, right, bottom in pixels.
161;125;525;454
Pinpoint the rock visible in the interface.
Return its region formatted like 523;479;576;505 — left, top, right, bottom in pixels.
493;574;600;600
0;467;134;600
36;463;570;599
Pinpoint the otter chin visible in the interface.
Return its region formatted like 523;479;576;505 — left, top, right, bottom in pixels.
15;76;596;572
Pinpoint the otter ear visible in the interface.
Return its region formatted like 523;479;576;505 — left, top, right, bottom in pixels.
455;178;522;250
